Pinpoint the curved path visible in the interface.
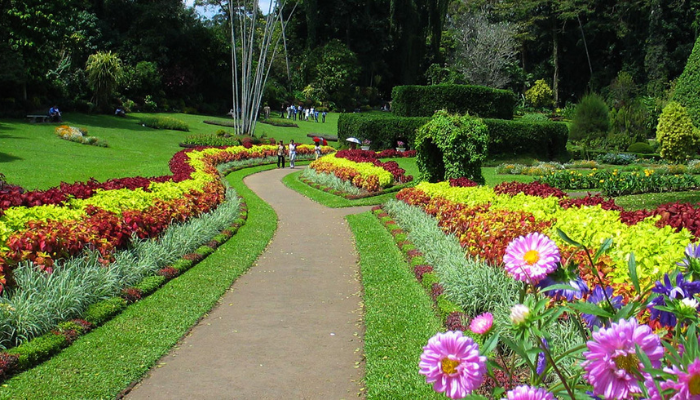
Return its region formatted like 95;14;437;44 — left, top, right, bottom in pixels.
126;167;370;399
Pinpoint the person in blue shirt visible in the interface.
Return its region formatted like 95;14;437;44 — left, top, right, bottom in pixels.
49;106;62;122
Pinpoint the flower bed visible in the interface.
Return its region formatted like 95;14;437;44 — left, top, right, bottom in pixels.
537;168;698;196
0;144;325;288
396;181;694;293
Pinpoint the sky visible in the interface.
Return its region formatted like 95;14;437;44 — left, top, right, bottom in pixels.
184;0;275;18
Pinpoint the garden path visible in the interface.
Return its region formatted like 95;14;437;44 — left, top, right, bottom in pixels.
125;167;371;399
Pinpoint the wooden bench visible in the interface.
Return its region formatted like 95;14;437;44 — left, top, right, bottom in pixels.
27;114;51;123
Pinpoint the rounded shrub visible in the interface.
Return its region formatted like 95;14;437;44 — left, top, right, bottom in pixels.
569;93;610;142
627;141;654;154
656;101;700;163
525;79;554;109
415;110;489;184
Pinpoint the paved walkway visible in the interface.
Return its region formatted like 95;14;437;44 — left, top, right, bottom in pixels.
126;167;370;399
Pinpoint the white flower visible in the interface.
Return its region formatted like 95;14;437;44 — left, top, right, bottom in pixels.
680;297;699;311
510;304;530;325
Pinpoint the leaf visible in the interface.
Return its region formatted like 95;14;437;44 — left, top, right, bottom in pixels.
500;336;535;369
628;252;640;294
568;302;614;318
556;228;581;247
481;332;499;356
592;237;613;262
540;283;578;293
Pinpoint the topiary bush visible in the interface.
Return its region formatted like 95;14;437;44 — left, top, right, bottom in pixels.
391;85;516;119
656;101;700;163
525;79;554;109
569;93;610;142
672;35;700;127
627;142;654;154
415;110;488;184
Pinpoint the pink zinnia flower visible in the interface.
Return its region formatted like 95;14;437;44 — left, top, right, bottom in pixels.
662;358;700;399
469;312;493;335
419;330;487;399
582;318;664;399
504;385;555;400
503;233;560;285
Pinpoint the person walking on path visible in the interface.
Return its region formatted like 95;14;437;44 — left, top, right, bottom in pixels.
314;142;321;160
288;140;297;168
277;141;286;168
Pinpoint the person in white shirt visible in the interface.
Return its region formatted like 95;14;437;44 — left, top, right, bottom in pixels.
288;140;297;168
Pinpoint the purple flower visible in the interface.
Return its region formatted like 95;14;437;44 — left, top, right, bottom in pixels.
419;330;487;399
536;338;549;376
678;242;700;268
503;233;561;285
582;286;623;330
661;357;700;398
648;273;700;328
504;385;555;400
537;275;589;301
582;318;664;399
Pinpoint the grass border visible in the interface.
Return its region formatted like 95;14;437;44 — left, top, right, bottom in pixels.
347;212;443;399
0;165;277;399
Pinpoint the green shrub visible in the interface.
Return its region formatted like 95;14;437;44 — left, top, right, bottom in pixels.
519;113;549;123
525;79;554;109
82;297;128;326
609;103;651;142
627;142;654;153
410;256;427;267
656;101;700;163
139;116;189;131
393;232;408;243
183;134;239;147
436;295;463;321
569;93;610;142
673;35;700;127
171;259;194;273
133;275;166;296
11;332;67;370
421;272;440;290
195;246;215;257
338;113;568;159
391;85;516;119
415;111;488;184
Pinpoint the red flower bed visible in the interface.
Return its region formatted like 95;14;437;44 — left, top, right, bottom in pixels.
493;181;566;198
334;151;413;183
449;177;478;187
559;194;622;211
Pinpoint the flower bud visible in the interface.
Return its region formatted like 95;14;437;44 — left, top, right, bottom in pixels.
510;304;530;325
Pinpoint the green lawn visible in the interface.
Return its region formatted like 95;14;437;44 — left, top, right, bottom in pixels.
0;112;342;190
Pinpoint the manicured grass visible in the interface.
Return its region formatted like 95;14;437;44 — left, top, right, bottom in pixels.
482;167;535;186
0;112;342;190
615;190;700;210
0;165;277;399
347;212;443;399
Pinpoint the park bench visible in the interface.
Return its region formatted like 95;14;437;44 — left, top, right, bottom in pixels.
26;114;51;123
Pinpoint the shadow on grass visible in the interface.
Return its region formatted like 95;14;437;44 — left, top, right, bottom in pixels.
0;122;16;132
0;152;23;163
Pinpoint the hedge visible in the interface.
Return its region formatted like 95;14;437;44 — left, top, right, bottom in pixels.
338;114;569;160
391;85;516;120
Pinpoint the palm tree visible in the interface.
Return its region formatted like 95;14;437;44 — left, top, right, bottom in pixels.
86;51;123;111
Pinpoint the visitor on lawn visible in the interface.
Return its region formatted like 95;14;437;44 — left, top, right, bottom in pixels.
322;111;327;123
288;140;297;168
314;141;321;160
49;105;62;122
277;141;286;168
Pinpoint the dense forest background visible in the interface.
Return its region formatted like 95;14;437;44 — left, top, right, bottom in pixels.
1;0;699;116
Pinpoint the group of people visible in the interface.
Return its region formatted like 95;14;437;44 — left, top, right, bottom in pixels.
282;105;327;123
276;139;323;169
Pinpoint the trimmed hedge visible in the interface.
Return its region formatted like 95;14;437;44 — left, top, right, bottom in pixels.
391;85;516;119
338;113;569;160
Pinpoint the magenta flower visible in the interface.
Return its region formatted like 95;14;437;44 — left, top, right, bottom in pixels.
662;357;700;399
503;233;560;285
582;318;664;399
469;313;493;335
419;330;487;399
504;385;555;400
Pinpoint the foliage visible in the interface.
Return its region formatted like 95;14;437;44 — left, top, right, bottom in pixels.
182;134;240;147
672;34;700;127
310;40;360;110
300;168;362;196
138;116;189;131
85;51;123;111
569;93;610;142
595;152;637;165
449;10;518;89
338;113;568;160
525;79;554;109
496;161;564;175
415;111;489;184
656;101;700;163
627;141;654;153
391;85;516;119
